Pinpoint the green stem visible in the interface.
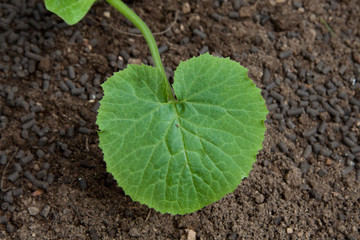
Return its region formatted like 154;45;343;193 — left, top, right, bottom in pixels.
105;0;175;101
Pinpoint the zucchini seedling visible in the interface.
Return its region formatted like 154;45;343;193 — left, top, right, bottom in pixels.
45;0;268;215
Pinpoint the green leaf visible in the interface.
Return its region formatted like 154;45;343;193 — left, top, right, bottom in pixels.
44;0;97;25
97;53;268;214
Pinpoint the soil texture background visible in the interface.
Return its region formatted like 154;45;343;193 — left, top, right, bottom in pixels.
0;0;360;239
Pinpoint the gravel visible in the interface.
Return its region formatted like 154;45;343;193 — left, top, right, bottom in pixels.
78;177;87;190
277;142;288;153
20;154;34;165
28;207;40;216
193;29;207;39
0;152;7;165
7;172;19;182
0;0;359;238
40;205;51;218
278;50;293;59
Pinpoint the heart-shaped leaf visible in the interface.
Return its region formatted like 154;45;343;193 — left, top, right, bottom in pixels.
44;0;97;25
97;53;267;214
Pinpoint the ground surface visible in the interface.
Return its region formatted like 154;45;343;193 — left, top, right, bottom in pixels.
0;0;360;239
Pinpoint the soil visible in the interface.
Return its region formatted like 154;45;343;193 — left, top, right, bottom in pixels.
0;0;360;239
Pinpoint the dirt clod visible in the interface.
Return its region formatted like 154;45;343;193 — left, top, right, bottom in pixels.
128;227;141;238
284;167;302;187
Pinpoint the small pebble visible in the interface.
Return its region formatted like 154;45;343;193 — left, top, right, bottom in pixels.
40;205;51;218
89;228;98;240
312;143;321;154
320;148;332;157
303;127;317;138
342;166;354;176
211;13;223;22
103;11;110;18
20;113;34;123
59;81;69;91
300;161;310;174
286;119;296;129
199;46;209;55
79;73;89;85
279;50;293;59
318;121;327;134
12;188;23;197
263;68;271;83
38;137;48;147
0;216;7;224
25;51;42;61
351;146;360;154
267;31;276;40
43;162;50;170
43;80;49;91
343;137;356;148
36;149;45;158
277;142;288;153
20;129;27;139
47;174;55;185
328;141;339;149
267;103;278;111
338;65;347;75
272;113;283;120
14;163;23;172
234;0;244;10
317;169;328;177
63;150;72;158
270;91;284;102
22;119;36;130
273;217;283;225
20;154;34;165
36;169;48;180
78;177;87;190
7;171;19;182
71;87;85;95
158;44;168;54
24;170;36;182
6;223;15;233
4;191;13;203
79;127;91;135
297;89;309;97
0;152;7;165
8;205;16;212
325;158;333;166
65;79;75;89
28;207;40;216
193;29;207;39
287;107;304;116
1;202;9;211
286;72;297;81
229;11;240;19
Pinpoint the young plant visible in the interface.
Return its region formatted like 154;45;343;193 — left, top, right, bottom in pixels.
45;0;268;215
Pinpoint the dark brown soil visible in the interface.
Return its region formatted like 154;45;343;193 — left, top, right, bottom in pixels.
0;0;360;239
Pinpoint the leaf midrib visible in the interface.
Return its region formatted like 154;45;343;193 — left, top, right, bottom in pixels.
171;102;201;209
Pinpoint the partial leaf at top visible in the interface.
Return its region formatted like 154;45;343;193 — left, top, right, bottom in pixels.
44;0;97;25
97;53;268;215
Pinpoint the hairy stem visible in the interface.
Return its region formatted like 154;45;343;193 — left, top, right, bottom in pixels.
105;0;175;101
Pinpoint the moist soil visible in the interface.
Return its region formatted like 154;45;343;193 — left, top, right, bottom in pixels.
0;0;360;239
